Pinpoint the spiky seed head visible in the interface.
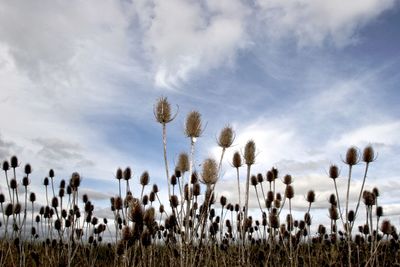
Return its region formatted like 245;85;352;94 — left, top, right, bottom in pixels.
51;197;58;208
381;220;392;235
155;97;172;124
232;151;242;168
10;156;18;168
140;171;150;186
43;177;49;186
283;174;292;185
276;193;282;201
193;183;201;196
116;168;123;180
10;179;17;189
220;196;227;207
372;187;380;197
274;199;281;209
59;179;66;189
218;126;235;149
267;191;274;202
177;153;189;173
149;191;155;202
201;158;218;185
304;212;311;226
14;203;21;214
307;190;315;203
345;147;359;166
70;172;81;189
24;164;32;175
141;228;151;247
329;165;339;179
285;185;294;199
159;204;165;213
266;171;274;182
48;169;54;178
329;194;337;206
191;171;198;184
123;167;132;180
257;173;264;183
348;210;355;222
22;177;29;187
122;226;131;241
185;111;202;138
2;160;9;171
251;175;258;186
142;195;149;206
362;145;375;163
0;193;4;203
170;175;177;186
170;195;179;208
329;206;339;220
5;203;13;217
363;191;375;206
376;206;383;217
144;207;155;225
244;140;256;165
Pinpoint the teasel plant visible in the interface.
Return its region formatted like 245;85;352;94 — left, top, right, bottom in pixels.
154;97;178;203
243;140;256;242
184;110;203;243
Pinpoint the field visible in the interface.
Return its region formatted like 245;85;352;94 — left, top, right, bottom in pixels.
0;98;399;267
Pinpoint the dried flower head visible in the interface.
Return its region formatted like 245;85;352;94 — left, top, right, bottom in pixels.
24;164;32;175
381;220;392;235
362;145;375;163
185;111;202;138
283;174;292;185
154;97;174;124
217;126;235;149
70;172;81;190
123;167;132;180
201;158;218;185
285;185;294;199
2;161;9;171
251;175;258;186
10;156;18;168
345;147;360;166
232;151;242;168
140;171;150;186
307;190;315;203
329;165;339;179
177;153;189;173
244;140;256;165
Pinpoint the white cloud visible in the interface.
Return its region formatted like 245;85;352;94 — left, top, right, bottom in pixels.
256;0;396;46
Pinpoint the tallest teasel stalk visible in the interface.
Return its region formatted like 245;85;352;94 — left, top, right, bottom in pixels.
243;140;256;238
154;97;177;200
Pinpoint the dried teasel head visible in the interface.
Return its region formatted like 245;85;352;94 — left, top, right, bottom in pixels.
345;146;360;166
123;167;132;181
185;111;202;138
154;97;175;124
70;172;81;190
2;160;9;171
116;168;123;180
232;151;242;168
140;171;150;186
24;164;32;175
362;145;376;163
177;153;189;173
251;175;258;186
244;140;256;166
201;158;218;185
285;185;294;199
381;220;392;235
217;126;235;149
329;165;339;179
306;190;315;204
283;174;292;185
10;156;18;168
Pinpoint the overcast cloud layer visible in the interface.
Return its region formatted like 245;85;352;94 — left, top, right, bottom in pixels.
1;0;400;227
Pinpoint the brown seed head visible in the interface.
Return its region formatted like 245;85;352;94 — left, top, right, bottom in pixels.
362;145;375;163
257;173;264;183
232;151;242;168
251;175;258;186
116;168;123;180
381;220;392;235
154;97;172;124
170;195;179;208
217;126;235;149
285;185;294;199
376;206;383;217
201;158;218;185
140;171;150;186
185;111;202;138
244;140;256;165
177;153;189;173
329;206;339;220
123;167;132;180
348;210;355;222
307;190;315;203
329;165;339;179
283;174;292;185
193;183;201;196
220;196;227;207
24;164;32;175
10;156;18;168
345;147;359;166
70;172;81;190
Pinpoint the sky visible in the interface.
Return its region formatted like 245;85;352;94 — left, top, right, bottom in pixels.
0;0;400;227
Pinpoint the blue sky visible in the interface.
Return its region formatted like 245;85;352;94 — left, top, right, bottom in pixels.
0;0;400;224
